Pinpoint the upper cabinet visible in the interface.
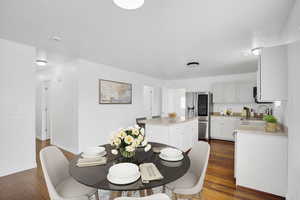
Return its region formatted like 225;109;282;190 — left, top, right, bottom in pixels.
212;82;254;104
212;83;225;103
258;45;288;101
236;82;254;103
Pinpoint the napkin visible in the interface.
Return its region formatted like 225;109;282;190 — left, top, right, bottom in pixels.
139;163;163;183
76;157;107;167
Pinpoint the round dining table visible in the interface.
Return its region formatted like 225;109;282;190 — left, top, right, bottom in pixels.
69;142;190;191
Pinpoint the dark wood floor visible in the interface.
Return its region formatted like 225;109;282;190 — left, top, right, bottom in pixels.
0;139;284;200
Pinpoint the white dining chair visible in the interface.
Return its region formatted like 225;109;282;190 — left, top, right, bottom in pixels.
40;146;99;200
166;141;210;199
114;193;171;200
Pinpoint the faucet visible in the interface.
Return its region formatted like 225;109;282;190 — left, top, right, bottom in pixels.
257;105;270;115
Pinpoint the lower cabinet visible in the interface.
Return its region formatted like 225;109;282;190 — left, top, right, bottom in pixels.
235;132;287;196
211;116;240;141
146;119;198;152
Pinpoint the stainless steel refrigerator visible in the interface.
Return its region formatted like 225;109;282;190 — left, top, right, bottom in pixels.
186;92;212;140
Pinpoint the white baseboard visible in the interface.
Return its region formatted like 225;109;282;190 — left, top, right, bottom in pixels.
36;135;50;141
0;161;37;177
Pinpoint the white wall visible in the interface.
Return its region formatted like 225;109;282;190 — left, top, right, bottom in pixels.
76;59;163;152
0;38;36;177
163;72;257;92
281;1;300;199
281;0;300;43
49;66;79;154
286;41;300;200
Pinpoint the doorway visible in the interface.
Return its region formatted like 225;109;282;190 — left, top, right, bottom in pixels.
143;86;154;118
36;80;51;141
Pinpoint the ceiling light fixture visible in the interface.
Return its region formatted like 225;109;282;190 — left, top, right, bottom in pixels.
36;59;48;66
251;47;262;56
51;36;62;42
36;49;48;66
186;61;200;68
113;0;144;10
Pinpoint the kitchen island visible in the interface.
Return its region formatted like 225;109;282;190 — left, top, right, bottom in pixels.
234;123;288;197
145;117;198;151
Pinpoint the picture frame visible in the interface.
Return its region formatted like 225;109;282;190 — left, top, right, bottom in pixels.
99;79;132;104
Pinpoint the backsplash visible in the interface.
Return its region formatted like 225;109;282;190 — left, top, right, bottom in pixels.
213;103;273;115
213;102;286;124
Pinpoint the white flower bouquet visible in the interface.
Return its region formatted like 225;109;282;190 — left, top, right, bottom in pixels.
110;125;151;158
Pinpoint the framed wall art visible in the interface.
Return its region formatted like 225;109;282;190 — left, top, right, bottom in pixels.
99;79;132;104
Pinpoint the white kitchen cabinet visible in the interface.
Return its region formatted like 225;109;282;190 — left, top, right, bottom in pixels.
212;82;254;104
146;118;198;151
258;45;288;101
236;131;287;197
210;116;239;141
223;83;237;103
211;83;224;103
211;117;222;138
236;82;254;103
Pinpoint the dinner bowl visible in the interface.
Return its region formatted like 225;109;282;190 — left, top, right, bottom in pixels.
160;148;182;158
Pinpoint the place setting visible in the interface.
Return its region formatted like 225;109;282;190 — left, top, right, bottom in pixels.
106;126;164;185
69;125;190;191
77;146;107;167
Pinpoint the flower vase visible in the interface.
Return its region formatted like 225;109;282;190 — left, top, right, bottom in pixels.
120;148;135;158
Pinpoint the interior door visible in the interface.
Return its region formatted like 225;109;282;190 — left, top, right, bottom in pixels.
143;86;154;118
41;82;50;140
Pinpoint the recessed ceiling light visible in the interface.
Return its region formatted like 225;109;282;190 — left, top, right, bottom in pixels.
36;49;48;66
113;0;144;10
51;36;62;42
251;47;262;56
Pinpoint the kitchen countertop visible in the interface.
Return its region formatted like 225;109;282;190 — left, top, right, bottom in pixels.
235;124;288;137
143;117;198;126
211;112;263;120
211;115;241;118
211;115;263;120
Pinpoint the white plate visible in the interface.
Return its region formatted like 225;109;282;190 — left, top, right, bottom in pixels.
160;148;182;158
159;153;184;162
82;151;107;158
108;163;139;179
107;172;141;185
83;147;106;155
